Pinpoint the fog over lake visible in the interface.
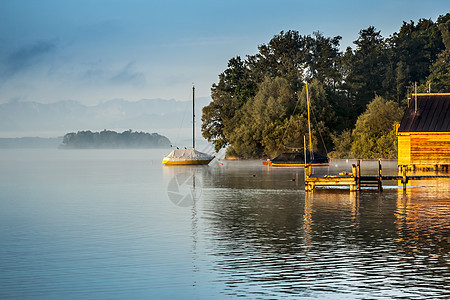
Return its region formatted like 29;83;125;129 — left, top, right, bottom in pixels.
0;149;449;299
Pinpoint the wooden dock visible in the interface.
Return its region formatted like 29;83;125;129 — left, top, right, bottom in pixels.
305;160;450;191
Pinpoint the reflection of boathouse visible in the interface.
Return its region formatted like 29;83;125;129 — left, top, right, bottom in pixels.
397;93;450;170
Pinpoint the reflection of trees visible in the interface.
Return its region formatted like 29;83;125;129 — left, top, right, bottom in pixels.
201;187;367;296
162;165;210;207
201;179;450;297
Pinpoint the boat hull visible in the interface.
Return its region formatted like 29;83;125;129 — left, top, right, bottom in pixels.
263;152;329;167
162;158;213;165
264;161;329;167
162;148;214;166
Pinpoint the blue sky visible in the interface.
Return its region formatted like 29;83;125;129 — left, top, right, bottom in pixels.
0;0;448;105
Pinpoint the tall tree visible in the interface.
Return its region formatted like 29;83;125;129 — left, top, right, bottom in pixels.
351;96;403;159
425;49;450;92
227;77;297;158
304;32;342;89
202;56;256;151
437;14;450;50
390;18;446;99
201;14;449;159
342;26;387;115
248;30;307;88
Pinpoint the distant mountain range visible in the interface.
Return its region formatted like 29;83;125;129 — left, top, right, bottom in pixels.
0;97;212;146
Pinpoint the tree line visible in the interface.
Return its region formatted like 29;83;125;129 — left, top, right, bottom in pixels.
59;130;171;149
201;14;450;159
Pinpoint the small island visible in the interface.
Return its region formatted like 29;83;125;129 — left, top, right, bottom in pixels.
59;130;171;149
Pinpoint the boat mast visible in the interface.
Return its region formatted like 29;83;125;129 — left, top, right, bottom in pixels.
193;85;195;149
306;82;313;159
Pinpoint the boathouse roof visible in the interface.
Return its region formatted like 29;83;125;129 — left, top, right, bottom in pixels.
398;93;450;133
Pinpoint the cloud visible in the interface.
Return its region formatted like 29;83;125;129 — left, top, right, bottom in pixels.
2;40;57;78
109;61;145;86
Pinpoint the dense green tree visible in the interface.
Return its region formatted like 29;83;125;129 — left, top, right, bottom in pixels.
202;14;448;159
425;49;450;92
304;32;342;89
351;96;403;159
329;129;353;159
342;26;388;114
226;78;334;158
248;30;307;86
390;17;447;99
60;130;170;149
202;56;256;151
261;114;312;158
437;14;450;49
227;77;296;158
424;14;450;93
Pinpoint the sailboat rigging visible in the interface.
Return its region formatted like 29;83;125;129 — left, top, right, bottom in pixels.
162;86;214;165
263;82;330;167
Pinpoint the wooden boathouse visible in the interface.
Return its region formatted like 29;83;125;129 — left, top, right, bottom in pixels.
397;93;450;170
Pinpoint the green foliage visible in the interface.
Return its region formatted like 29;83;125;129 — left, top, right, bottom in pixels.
329;129;353;159
226;77;297;158
389;17;447;100
351;96;403;159
202;56;257;152
343;26;388;112
425;49;450;92
438;16;450;50
202;13;449;159
60;130;170;149
261;115;311;158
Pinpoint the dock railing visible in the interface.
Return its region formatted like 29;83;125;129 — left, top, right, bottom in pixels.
305;160;450;192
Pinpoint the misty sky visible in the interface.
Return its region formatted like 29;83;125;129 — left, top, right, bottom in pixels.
0;0;448;105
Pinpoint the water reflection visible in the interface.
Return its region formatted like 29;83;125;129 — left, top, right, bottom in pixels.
161;161;449;298
304;191;359;255
199;161;450;298
2;151;449;298
395;186;450;275
162;165;211;207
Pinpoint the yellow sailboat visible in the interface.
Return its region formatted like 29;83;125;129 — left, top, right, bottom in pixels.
162;86;214;165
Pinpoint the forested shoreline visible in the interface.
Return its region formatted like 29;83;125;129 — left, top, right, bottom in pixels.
201;14;450;159
59;130;170;149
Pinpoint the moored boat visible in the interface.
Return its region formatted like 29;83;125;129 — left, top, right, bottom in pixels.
162;148;214;165
263;152;329;167
263;82;329;167
162;86;214;165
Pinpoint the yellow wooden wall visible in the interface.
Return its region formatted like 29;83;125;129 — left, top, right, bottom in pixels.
397;134;411;166
398;132;450;166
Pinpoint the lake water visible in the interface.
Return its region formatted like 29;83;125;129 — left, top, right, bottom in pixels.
0;149;449;299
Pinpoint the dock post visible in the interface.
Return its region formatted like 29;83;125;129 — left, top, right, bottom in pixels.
351;164;355;191
351;163;359;191
378;159;383;192
402;165;408;191
357;160;361;191
304;165;313;192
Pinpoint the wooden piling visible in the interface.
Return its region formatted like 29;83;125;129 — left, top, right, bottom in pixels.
377;159;383;192
402;165;408;190
356;160;360;190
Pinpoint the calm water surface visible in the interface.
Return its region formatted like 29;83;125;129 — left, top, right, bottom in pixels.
0;149;449;299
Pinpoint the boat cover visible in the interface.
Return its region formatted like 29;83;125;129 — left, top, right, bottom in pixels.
271;152;329;164
164;149;214;160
